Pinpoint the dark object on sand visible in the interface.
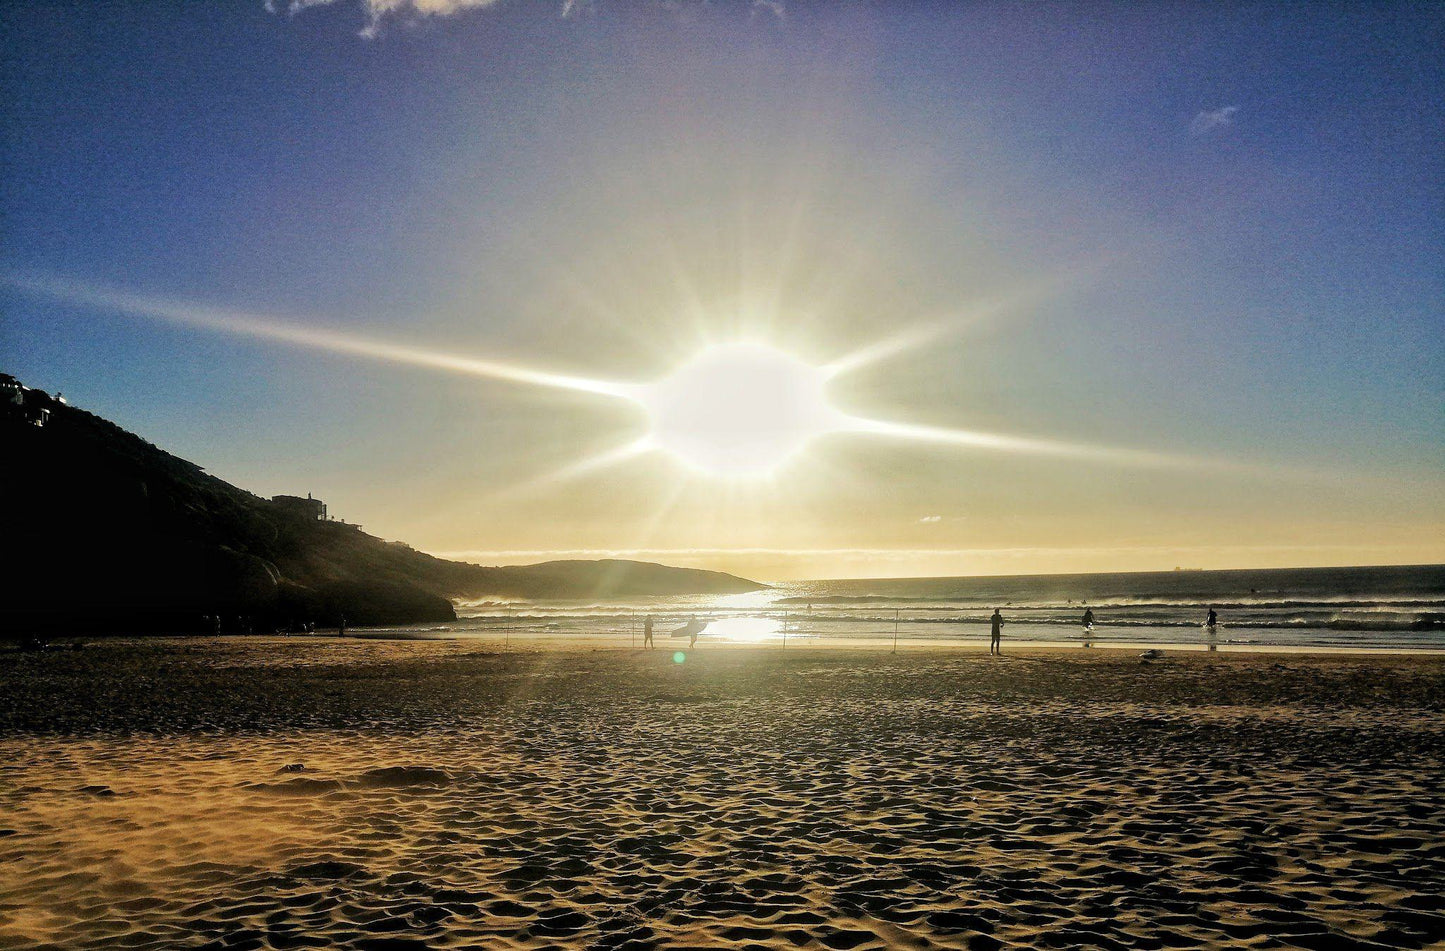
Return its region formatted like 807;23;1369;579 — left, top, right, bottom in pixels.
1139;649;1163;663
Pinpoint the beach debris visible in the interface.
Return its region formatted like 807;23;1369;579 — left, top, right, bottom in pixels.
1139;649;1163;663
278;763;306;773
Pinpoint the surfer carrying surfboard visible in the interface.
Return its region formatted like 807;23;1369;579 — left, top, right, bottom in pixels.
670;615;707;648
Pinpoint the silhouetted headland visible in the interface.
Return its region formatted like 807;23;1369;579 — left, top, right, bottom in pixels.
0;375;762;635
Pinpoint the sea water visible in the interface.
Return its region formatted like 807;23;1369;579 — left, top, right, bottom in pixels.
407;564;1445;651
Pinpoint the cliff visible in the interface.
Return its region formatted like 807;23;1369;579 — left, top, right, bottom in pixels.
0;375;762;634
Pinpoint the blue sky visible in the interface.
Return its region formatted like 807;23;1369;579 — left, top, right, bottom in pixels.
2;1;1442;578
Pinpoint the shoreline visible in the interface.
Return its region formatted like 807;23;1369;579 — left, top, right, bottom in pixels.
64;630;1443;656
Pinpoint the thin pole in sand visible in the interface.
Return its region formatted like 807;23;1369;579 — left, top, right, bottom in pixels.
893;609;900;654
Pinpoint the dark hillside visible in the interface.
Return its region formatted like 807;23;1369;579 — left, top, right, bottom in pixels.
0;375;761;634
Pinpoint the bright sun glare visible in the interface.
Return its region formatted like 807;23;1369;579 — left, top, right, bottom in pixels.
640;344;841;476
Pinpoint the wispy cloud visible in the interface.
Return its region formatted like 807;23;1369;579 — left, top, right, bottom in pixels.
267;0;782;36
918;515;943;524
751;0;785;22
1189;105;1239;137
266;0;505;38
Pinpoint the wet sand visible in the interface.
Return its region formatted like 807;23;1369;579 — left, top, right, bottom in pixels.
2;638;1443;950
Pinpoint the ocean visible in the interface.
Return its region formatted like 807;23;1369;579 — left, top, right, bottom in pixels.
419;564;1445;651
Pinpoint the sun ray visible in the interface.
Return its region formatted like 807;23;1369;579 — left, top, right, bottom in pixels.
838;415;1221;472
5;272;642;401
819;254;1121;380
8;272;1336;487
490;436;660;498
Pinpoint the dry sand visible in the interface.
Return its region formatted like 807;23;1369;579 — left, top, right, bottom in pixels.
1;638;1442;950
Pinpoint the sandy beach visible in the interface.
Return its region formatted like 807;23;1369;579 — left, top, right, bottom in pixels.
2;638;1442;950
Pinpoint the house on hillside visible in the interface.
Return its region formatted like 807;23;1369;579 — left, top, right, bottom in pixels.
272;493;327;521
1;374;52;427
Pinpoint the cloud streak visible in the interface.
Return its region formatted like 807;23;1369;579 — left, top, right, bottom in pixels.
268;0;782;36
267;0;505;38
1189;105;1239;136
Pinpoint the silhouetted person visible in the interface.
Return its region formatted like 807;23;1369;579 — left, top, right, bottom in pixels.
688;616;700;649
643;616;654;649
339;615;348;637
1082;607;1095;648
1205;608;1218;631
989;608;1003;655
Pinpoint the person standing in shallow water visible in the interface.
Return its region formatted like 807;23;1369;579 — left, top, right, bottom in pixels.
1082;607;1095;648
642;615;654;650
989;608;1004;655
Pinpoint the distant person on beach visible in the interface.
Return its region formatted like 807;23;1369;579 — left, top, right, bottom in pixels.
689;616;700;649
990;608;1004;655
643;616;654;650
1205;608;1218;631
1082;607;1095;648
339;615;347;637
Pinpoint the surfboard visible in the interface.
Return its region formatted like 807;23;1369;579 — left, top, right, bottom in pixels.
669;619;709;638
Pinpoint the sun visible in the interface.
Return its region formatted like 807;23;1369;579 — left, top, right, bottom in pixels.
639;343;841;476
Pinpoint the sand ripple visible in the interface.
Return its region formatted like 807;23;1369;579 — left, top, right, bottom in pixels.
1;643;1443;949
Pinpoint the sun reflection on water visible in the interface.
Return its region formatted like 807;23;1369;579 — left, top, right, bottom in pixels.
701;614;787;643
